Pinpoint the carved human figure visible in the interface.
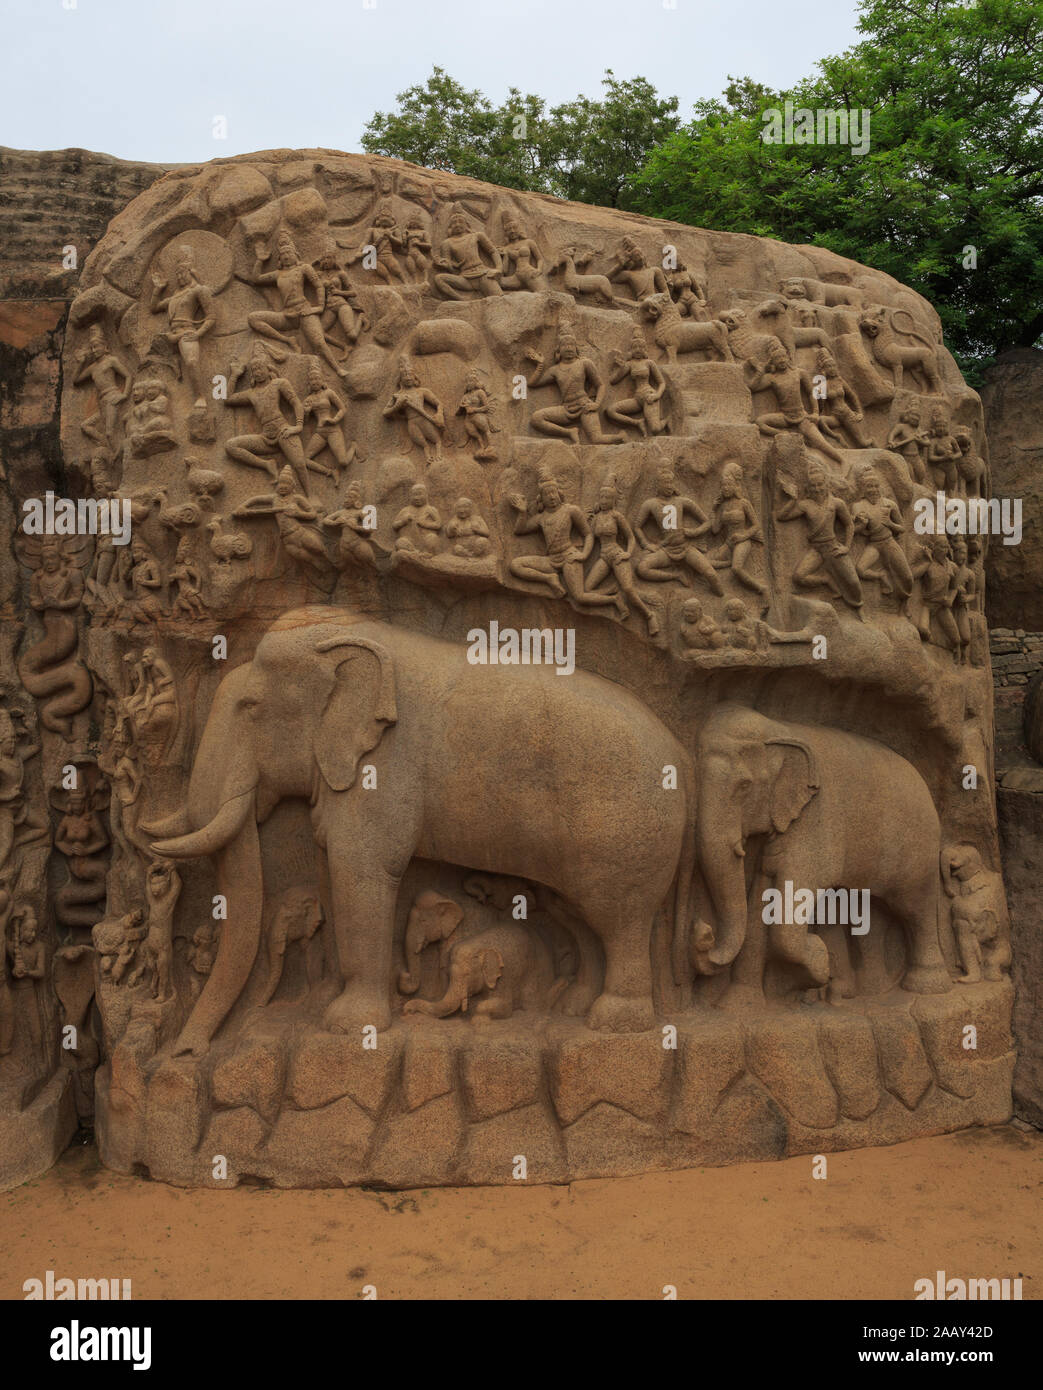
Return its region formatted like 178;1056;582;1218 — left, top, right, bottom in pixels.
709;460;767;599
433;208;503;299
814;348;873;449
720;597;759;650
316;246;369;347
169;538;208;621
402;214;433;285
186;923;217;998
909;532;961;658
9;904;47;1054
126;376;177;457
851;468;913;599
498;213;543;291
392;482;442;555
941;845;1010;983
100;722;148;859
927;408;961;492
954;428;987;500
74;325;129;447
775;463;864;611
445;497;492;559
353;202;407;284
0;707;46;877
887;406;930;484
606;328;669;436
247;230;348;378
93;908;145;986
382;359;445;463
456;370;498;460
126;538;164;626
524;323;624;445
950;536;976;662
508;471;625;614
634;467;723;595
303;361;354;478
587;481;659;634
606;236;669;300
132;859;181;1001
323;482;390;570
224;352;315;493
235;468;330;583
261;886;324;1004
53;781;109;929
669;261;708;318
743;337;845;465
149;249;216;405
679;597;724;653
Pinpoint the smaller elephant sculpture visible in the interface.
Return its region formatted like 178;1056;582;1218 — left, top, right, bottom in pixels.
402;924;571;1021
398;890;464;995
941;845;1011;984
261;886;325;1004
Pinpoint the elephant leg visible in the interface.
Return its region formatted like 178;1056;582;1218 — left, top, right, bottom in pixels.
585;889;656;1032
323;860;398;1033
718;867;769;1011
896;873;952;993
819;922;856;1001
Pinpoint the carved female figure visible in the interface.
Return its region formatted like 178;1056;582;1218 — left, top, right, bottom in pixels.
587;482;659;635
709;461;767;599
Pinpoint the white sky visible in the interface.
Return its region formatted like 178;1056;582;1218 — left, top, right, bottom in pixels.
1;0;863;164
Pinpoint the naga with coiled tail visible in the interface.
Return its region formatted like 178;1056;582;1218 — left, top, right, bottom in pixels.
17;536;93;739
52;774;110;931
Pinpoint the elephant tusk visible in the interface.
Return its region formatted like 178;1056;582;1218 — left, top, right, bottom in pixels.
151;789;255;860
732;840;746;859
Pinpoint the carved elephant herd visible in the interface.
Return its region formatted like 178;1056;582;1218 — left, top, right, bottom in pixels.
145;605;957;1057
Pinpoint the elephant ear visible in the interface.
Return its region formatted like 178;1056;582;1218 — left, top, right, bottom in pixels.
480;948;504;992
313;635;398;792
765;737;819;834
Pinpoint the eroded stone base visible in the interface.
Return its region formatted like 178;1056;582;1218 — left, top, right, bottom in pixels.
93;982;1014;1188
0;1071;76;1191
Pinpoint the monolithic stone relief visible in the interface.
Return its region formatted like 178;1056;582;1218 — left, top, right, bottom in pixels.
0;151;1012;1189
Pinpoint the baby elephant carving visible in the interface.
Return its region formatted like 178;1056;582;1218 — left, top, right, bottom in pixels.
402;923;571;1021
398;890;464;995
261;886;325;1004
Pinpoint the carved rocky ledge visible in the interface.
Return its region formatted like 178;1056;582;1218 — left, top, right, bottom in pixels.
93;983;1013;1188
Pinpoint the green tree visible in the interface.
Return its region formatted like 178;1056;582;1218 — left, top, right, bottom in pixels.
630;0;1043;374
362;68;679;208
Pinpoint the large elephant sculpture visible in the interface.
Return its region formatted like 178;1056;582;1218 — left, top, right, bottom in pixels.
148;605;697;1055
694;704;952;996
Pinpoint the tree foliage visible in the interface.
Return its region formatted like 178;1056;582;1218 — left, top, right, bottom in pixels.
361;68;679;209
629;0;1043;372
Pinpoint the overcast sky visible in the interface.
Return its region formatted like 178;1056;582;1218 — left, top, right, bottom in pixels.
2;0;863;164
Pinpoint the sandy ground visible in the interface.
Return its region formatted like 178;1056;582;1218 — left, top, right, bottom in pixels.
1;1124;1039;1300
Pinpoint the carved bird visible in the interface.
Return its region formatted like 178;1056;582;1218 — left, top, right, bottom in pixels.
207;516;253;564
155;487;202;532
183;456;225;509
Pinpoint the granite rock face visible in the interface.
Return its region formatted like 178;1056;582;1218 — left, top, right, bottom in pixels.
981;349;1043;631
1;148;1017;1187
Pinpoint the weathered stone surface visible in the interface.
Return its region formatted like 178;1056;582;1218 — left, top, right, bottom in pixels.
286;1030;401;1114
981;349;1043;630
745;1015;839;1129
0;143;1021;1192
549;1031;671;1125
816;1012;881;1120
870;1010;934;1110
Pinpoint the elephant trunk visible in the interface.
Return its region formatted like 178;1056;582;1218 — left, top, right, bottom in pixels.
171;797;262;1056
398;919;427;996
698;798;749;967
